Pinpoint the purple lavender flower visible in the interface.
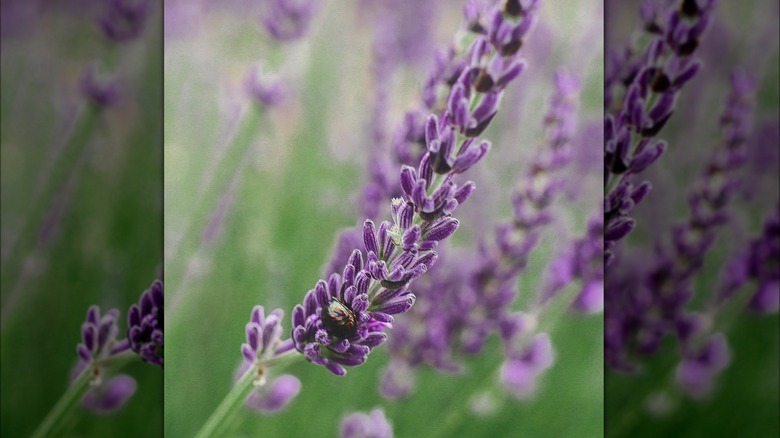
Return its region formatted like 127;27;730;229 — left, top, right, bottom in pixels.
245;65;285;107
238;306;300;412
605;69;757;372
262;0;316;42
604;0;716;264
81;375;137;413
675;332;730;399
245;374;301;413
100;0;152;43
128;279;164;368
719;203;780;313
340;408;393;438
74;305;136;411
500;333;555;399
80;65;120;108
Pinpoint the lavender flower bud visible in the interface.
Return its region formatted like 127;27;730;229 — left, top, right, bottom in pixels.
81;375;137;413
100;0;152;43
500;333;555;399
80;65;120;108
262;0;316;42
128;279;164;368
675;333;730;399
340;408;393;438
245;65;285;107
245;374;301;413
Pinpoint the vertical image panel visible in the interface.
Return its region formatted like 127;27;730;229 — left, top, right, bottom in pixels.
164;1;604;436
605;0;779;436
1;1;163;436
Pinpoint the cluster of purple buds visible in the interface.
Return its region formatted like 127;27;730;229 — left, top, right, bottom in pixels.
381;69;583;398
394;0;539;168
675;332;730;398
100;0;152;43
719;204;780;313
238;306;301;413
127;279;164;368
605;69;756;373
604;0;716;265
291;0;541;377
499;333;554;399
74;306;136;412
262;0;316;42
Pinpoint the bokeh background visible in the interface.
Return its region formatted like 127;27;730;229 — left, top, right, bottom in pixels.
165;1;603;437
0;1;162;436
605;1;780;437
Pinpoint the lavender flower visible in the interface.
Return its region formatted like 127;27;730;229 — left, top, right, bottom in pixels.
719;203;780;313
80;65;120;108
100;0;153;43
675;332;730;399
245;65;285;108
605;69;757;372
262;0;316;42
291;0;541;376
604;0;716;264
500;333;555;400
238;306;300;412
381;68;584;397
128;279;164;368
340;408;393;438
74;306;135;411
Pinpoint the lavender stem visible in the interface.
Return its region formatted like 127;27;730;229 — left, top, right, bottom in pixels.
194;351;304;438
31;349;136;438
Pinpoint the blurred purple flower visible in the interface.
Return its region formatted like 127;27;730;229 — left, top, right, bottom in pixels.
245;65;285;107
262;0;316;42
80;64;120;108
81;375;137;413
340;408;393;438
246;374;301;413
500;333;555;399
675;332;730;398
100;0;152;43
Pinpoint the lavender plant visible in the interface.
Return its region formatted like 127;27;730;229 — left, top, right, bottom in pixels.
31;280;164;438
2;2;162;435
605;0;779;434
167;0;603;436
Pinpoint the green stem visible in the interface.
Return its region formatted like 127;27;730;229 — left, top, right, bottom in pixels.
194;370;256;438
194;351;304;438
30;350;137;438
1;106;99;304
31;369;92;438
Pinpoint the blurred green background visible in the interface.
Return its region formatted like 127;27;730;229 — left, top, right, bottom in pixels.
1;3;163;437
605;1;780;437
164;1;603;437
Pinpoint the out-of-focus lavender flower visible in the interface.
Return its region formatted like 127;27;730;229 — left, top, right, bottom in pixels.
382;67;583;398
500;333;555;399
605;69;756;373
544;208;605;313
262;0;316;42
245;374;301;413
100;0;152;43
80;64;120;108
245;65;286;108
719;203;780;313
675;332;730;398
128;279;164;368
604;0;716;264
81;375;137;413
340;408;393;438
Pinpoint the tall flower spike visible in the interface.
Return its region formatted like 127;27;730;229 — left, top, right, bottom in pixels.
128;279;164;368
